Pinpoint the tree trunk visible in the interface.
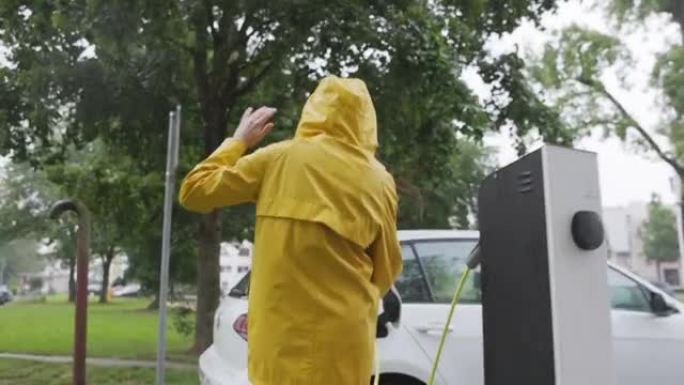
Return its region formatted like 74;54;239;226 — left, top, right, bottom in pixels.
193;211;222;353
68;255;76;303
656;260;662;282
191;89;228;353
99;248;115;304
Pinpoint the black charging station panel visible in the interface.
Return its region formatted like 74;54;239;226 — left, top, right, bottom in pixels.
477;146;615;385
478;150;555;385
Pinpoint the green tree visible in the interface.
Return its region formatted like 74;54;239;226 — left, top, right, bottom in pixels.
526;2;684;249
449;141;496;229
0;163;56;242
642;195;680;280
607;0;684;30
0;160;85;299
45;141;131;303
45;139;197;303
1;0;561;352
397;139;495;229
0;238;45;289
0;162;57;288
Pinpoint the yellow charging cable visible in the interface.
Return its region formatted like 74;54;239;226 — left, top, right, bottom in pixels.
426;267;472;385
376;244;480;385
374;353;380;385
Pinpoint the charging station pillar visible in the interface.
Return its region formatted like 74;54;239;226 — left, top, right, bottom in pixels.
478;146;616;385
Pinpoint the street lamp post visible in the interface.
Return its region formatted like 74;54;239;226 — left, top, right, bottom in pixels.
50;199;91;385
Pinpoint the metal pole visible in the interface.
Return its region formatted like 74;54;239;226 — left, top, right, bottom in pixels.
155;106;181;385
50;200;91;385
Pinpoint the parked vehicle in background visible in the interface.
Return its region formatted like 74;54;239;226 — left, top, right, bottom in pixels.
0;285;12;305
87;282;102;296
199;230;684;385
111;282;141;297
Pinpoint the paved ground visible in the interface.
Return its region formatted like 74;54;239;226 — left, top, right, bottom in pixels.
0;352;196;371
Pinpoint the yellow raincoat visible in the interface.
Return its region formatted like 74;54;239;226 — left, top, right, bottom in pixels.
179;76;403;385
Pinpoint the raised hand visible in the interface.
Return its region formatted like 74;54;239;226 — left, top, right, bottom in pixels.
233;106;277;148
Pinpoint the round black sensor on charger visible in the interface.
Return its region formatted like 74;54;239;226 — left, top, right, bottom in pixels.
571;211;604;251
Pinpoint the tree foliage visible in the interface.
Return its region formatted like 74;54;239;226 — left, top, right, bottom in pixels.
530;26;632;136
1;0;562;350
0;0;561;222
481;52;572;154
44;140;199;299
527;3;684;276
0;163;52;240
642;195;680;264
0;238;45;287
528;20;684;177
0;162;57;286
527;1;684;190
606;0;683;29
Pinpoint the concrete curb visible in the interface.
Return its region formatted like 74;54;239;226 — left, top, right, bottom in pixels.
0;352;197;371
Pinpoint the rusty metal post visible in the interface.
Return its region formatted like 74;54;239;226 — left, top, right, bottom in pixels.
50;199;91;385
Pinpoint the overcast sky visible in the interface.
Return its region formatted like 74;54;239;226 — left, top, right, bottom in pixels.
480;0;682;207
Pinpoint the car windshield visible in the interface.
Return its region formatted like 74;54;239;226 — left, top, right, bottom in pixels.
229;272;250;298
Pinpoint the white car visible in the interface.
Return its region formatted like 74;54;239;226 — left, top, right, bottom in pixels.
111;282;141;297
199;230;684;385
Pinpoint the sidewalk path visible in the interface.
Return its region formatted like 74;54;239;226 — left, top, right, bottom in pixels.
0;352;196;371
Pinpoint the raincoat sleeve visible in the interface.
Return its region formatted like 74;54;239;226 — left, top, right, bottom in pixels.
367;187;403;297
178;138;280;213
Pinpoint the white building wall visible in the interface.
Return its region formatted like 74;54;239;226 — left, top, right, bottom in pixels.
219;241;252;295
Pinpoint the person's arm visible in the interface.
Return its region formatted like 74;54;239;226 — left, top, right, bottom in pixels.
179;139;278;212
178;106;277;213
368;185;403;297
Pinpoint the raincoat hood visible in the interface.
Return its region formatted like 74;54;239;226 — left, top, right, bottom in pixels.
295;76;378;153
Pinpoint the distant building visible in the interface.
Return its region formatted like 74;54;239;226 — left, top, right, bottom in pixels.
88;254;129;290
604;203;683;288
219;241;252;295
23;259;70;294
20;254;129;295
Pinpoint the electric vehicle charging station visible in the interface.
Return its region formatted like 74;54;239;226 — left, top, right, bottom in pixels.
478;145;616;385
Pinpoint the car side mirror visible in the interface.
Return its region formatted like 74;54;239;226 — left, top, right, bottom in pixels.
650;292;677;317
377;286;402;338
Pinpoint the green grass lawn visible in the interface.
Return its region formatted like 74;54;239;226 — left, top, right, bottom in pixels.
0;296;193;361
0;358;198;385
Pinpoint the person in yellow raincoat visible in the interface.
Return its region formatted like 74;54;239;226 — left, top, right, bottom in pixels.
179;76;403;385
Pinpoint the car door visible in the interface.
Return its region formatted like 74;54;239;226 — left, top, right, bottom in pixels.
396;239;484;385
374;244;438;380
609;267;684;385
